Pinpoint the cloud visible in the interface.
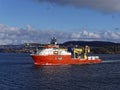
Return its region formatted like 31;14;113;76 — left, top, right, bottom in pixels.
0;24;49;45
0;24;120;45
36;0;120;12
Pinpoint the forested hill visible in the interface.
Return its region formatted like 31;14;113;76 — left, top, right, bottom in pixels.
0;41;120;54
62;41;120;47
61;41;120;54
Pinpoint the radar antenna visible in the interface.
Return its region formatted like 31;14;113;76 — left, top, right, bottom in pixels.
50;37;57;45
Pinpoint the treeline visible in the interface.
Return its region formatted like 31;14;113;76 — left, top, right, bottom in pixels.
61;41;120;54
90;45;120;54
0;41;120;54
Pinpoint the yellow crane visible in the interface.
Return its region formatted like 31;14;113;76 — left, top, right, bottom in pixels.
73;45;90;59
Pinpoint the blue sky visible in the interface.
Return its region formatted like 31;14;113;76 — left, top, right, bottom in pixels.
0;0;120;44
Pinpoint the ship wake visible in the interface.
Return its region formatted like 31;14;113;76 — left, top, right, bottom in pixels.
102;60;120;63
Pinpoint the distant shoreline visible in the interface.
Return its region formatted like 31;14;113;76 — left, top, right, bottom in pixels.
0;41;120;54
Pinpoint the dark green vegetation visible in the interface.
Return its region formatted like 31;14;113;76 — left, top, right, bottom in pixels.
61;41;120;54
0;41;120;54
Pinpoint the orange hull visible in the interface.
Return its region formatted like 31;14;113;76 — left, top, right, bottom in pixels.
31;55;102;65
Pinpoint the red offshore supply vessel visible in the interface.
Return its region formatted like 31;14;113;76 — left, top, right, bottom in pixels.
31;37;102;65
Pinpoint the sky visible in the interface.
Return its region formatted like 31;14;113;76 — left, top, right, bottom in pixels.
0;0;120;45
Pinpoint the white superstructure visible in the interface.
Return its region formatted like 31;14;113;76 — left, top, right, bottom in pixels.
36;48;71;56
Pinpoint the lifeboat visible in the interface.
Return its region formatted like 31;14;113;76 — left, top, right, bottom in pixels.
31;37;102;65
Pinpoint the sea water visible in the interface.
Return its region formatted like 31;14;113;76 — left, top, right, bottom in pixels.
0;53;120;90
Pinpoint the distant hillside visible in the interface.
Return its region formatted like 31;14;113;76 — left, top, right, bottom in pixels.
0;45;26;53
62;41;120;47
0;41;120;54
0;45;24;49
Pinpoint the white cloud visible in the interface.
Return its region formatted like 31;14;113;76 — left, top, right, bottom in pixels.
0;24;120;45
37;0;120;12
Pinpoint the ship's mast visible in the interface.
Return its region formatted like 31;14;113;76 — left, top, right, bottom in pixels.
50;37;57;45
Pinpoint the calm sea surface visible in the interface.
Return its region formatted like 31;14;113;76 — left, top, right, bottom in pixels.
0;53;120;90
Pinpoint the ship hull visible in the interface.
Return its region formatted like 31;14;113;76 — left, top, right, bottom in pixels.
31;55;102;65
